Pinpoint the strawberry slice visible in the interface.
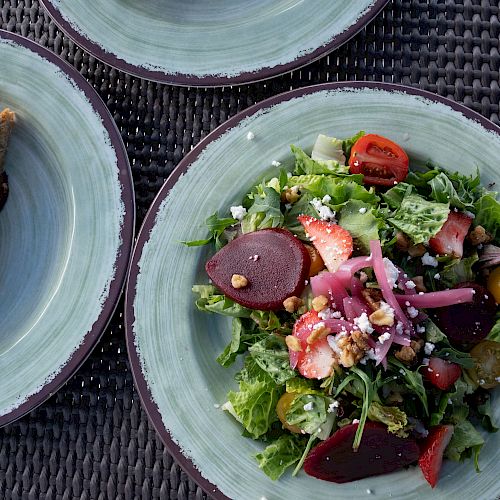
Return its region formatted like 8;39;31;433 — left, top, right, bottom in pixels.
429;211;473;258
287;310;336;379
418;425;454;488
297;215;353;273
423;357;461;390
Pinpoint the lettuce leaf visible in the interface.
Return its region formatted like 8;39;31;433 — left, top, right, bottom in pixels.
241;186;283;233
368;402;409;437
382;183;415;209
474;194;500;242
228;357;283;439
388;193;450;244
283;192;320;239
389;357;428;416
291;145;350;176
286;377;325;396
285;394;328;434
429;172;475;209
249;335;297;385
255;434;306;480
445;420;485;465
438;253;478;288
342;130;365;158
487;317;500;342
192;285;251;318
477;396;499;432
311;134;346;164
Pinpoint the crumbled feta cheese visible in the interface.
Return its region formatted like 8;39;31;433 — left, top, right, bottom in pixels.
378;332;392;344
395;322;404;335
354;313;374;334
318;205;336;221
448;399;453;405
327;333;346;355
422;358;430;366
359;207;367;214
352;419;360;424
322;194;331;204
421;252;439;267
416;324;426;334
424;342;435;355
230;205;247;220
328;401;340;413
285;203;292;210
303;402;314;411
405;280;416;289
379;301;395;322
383;257;400;288
406;306;419;319
287;171;292;178
271;160;281;167
246;131;255;140
213;403;220;409
310;198;323;211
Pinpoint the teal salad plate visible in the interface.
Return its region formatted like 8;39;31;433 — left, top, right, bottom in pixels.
125;82;499;499
0;31;134;426
40;0;388;86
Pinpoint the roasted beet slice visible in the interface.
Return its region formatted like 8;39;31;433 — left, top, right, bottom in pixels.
205;228;310;311
434;282;496;347
304;422;419;483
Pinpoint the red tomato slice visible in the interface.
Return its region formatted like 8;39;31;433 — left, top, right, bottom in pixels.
349;134;409;186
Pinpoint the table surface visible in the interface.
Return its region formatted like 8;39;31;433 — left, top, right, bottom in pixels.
1;1;499;499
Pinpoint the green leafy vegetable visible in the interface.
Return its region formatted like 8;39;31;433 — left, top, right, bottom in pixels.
250;311;282;331
249;336;297;385
192;285;251;317
311;134;346;164
445;420;485;465
487;318;500;342
241;186;283;233
474;194;500;242
283;192;320;239
477;396;499;432
182;212;237;249
382;183;415;209
227;357;283;439
286;378;325;396
255;434;306;480
429;172;475;209
438;253;478;288
368;402;409;437
388;193;450;244
342;130;365;158
390;358;428;416
291;144;349;176
285;394;328;434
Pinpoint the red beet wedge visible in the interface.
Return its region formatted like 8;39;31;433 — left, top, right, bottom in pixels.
205;228;310;311
304;422;420;483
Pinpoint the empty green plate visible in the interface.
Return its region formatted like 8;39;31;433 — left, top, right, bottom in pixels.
126;83;499;499
0;31;134;425
40;0;388;86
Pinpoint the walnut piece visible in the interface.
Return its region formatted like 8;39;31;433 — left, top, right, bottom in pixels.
394;345;417;364
412;276;427;293
337;331;370;368
285;335;302;352
469;225;492;246
395;231;412;252
410;339;425;353
361;288;383;311
312;295;329;312
283;296;304;313
281;185;301;203
408;244;427;257
231;274;248;289
369;306;395;327
306;323;331;344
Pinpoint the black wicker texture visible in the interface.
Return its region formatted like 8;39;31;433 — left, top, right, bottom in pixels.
0;1;499;499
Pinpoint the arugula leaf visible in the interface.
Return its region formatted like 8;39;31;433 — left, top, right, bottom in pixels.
445;420;484;463
192;285;252;318
338;200;386;253
430;392;451;426
255;434;306;480
389;358;428;416
249;335;297;385
250;311;282;331
228;357;283;439
285;394;328;434
439;253;478;288
342;131;365;158
283;192;320;239
241;186;284;233
291;144;349;176
183;212;237;249
388;193;450;244
368;402;409;437
474;194;500;242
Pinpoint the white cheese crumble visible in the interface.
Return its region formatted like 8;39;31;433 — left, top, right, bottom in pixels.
395;322;404;335
416;324;426;334
303;402;314;411
406;306;419;318
405;280;416;289
327;401;340;413
230;205;247;220
379;301;395;322
322;194;331;204
359;207;367;214
354;313;374;334
246;131;255;140
424;342;435;355
352;419;360;424
378;332;392;344
422;357;430;366
310;197;336;221
271;160;281;167
421;252;439;267
434;273;441;280
383;257;400;288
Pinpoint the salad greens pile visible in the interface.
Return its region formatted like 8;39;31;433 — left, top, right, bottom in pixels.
188;132;499;484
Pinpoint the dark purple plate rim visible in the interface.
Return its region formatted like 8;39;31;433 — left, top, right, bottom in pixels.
39;0;389;87
124;81;499;499
0;30;135;428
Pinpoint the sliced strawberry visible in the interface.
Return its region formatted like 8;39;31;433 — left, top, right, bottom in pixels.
418;425;454;488
287;310;336;379
423;357;461;390
429;211;473;258
297;215;353;273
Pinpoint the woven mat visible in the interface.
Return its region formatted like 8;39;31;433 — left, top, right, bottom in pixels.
1;1;499;498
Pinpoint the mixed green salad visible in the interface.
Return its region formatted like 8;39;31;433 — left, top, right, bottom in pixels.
187;132;500;487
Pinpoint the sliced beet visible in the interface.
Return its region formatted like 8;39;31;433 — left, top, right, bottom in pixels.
205;228;310;311
304;422;419;483
434;282;496;348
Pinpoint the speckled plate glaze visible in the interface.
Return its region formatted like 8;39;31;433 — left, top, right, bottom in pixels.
125;82;499;500
40;0;388;86
0;31;134;426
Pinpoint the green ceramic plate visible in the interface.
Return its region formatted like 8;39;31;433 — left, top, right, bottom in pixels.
40;0;388;86
0;31;134;425
126;83;499;499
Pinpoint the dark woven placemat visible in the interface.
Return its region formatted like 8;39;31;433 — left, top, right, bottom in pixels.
1;1;499;498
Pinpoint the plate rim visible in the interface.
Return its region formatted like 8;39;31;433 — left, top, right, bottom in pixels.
124;81;500;499
0;29;135;427
39;0;390;87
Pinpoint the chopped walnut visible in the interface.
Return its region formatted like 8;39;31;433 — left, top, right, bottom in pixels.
231;274;248;289
312;295;329;312
408;244;427;257
336;331;370;368
394;345;417;364
469;225;492;246
369;306;394;327
281;185;301;203
285;335;302;352
361;288;383;311
410;339;425;353
306;323;331;344
396;232;412;252
283;296;304;313
412;276;427;293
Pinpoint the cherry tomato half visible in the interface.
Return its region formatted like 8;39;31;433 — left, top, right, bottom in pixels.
349;134;409;186
465;340;500;389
